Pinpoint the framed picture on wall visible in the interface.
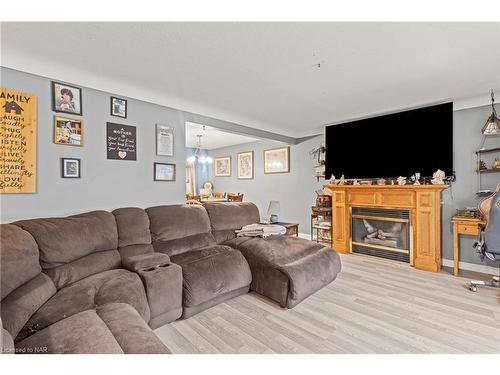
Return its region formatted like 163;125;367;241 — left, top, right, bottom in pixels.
61;158;81;178
54;116;83;146
156;124;174;156
237;151;254;179
154;162;176;181
106;122;137;160
52;81;82;115
110;96;127;118
214;156;231;177
264;146;290;174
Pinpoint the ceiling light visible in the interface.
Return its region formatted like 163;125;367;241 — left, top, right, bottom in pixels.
187;133;212;164
482;89;500;135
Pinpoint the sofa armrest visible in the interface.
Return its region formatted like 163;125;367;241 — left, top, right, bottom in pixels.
122;253;182;329
122;253;171;272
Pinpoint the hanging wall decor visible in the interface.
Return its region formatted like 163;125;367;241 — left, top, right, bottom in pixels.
237;151;254;179
156;124;174;156
106;122;137;160
52;81;82;116
264;146;290;174
110;96;127;118
0;88;37;193
54;116;83;146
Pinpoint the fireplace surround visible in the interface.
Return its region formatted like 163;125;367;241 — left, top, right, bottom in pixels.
325;184;447;272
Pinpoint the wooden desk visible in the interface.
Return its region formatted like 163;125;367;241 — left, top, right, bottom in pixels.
451;216;486;276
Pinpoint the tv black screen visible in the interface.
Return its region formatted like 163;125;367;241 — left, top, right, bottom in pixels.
325;102;453;179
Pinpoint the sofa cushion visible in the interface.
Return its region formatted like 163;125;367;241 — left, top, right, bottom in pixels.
204;202;260;243
15;269;150;342
14;211;120;288
0;224;42;300
170;245;251;309
1;273;56;339
15;210;118;269
15;309;124;354
96;303;170;353
1;320;15;354
147;205;216;256
224;236;341;308
112;207;154;258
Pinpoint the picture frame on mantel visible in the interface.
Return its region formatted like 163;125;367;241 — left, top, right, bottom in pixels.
215;156;231;177
264;146;290;174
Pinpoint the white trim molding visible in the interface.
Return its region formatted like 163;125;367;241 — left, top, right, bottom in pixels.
441;259;498;276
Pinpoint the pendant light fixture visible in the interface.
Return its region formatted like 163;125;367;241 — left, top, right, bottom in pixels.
187;133;213;164
482;89;500;135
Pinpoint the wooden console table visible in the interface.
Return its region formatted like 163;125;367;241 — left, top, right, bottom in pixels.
325;184;448;272
450;216;485;276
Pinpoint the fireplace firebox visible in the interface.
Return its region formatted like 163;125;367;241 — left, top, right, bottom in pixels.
351;207;411;263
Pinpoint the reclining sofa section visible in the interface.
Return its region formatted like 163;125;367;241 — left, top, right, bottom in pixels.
0;202;341;354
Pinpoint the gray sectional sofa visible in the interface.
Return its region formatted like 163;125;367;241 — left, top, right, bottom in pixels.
0;202;341;354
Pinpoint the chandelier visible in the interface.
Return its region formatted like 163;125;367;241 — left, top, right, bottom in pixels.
482;89;500;135
187;134;213;164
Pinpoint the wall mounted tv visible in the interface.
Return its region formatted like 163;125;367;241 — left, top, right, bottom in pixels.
325;102;453;179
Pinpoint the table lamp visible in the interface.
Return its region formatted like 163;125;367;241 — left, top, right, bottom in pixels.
267;200;280;223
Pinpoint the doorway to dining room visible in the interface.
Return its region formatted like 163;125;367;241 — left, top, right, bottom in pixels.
185;121;259;203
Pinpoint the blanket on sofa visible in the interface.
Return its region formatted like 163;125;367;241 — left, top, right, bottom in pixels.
235;223;286;238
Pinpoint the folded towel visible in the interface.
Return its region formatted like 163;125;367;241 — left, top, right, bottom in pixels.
236;223;287;238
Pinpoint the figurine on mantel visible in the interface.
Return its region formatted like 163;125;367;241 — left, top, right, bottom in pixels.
329;175;336;184
338;175;346;185
377;178;386;185
431;169;445;185
397;176;407;185
353;179;360;185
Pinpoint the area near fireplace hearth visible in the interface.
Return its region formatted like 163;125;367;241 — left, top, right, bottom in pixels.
326;184;448;272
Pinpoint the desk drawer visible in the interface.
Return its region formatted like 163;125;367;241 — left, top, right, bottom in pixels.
457;224;480;235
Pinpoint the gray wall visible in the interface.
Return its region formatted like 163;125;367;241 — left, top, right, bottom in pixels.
0;67;191;222
208;136;325;236
441;105;499;266
208;108;499;265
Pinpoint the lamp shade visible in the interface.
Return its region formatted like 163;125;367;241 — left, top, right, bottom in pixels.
482;89;500;135
267;200;280;215
482;113;500;135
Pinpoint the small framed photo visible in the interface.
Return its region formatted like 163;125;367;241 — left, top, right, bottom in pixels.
264;146;290;174
110;96;127;118
61;158;81;178
237;151;254;179
52;81;82;115
215;156;231;177
154;162;176;181
54;116;83;146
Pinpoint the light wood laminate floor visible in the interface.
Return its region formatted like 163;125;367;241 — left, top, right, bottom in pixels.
155;253;500;353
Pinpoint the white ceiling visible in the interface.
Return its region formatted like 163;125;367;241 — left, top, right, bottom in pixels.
2;22;499;137
185;122;259;150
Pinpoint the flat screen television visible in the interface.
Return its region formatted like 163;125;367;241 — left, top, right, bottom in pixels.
325;102;453;179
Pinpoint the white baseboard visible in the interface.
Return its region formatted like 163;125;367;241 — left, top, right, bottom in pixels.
441;259;499;276
298;233;498;275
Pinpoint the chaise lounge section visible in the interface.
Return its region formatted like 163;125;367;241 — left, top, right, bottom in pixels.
204;202;342;308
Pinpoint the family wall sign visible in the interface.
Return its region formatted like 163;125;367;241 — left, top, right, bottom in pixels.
0;88;37;193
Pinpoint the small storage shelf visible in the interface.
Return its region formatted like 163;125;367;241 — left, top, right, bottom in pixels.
476;168;500;174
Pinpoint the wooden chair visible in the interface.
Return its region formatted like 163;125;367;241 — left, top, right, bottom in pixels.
186;199;203;206
214;192;225;198
227;193;243;202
